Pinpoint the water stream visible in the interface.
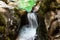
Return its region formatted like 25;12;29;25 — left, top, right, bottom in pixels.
18;12;38;40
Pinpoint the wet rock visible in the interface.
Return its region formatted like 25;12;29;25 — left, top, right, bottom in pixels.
0;6;21;40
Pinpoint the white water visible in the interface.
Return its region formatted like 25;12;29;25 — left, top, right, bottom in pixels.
17;13;38;40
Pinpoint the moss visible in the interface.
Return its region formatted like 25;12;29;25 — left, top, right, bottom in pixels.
5;37;11;40
0;12;6;26
0;26;5;33
16;0;37;12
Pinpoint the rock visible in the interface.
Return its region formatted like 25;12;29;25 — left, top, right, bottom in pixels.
56;0;60;3
0;1;14;9
0;6;21;40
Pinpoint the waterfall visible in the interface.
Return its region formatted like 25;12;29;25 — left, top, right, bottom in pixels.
27;12;38;28
17;12;38;40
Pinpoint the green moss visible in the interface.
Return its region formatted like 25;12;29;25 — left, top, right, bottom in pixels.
16;0;37;12
0;26;5;33
5;37;11;40
0;13;6;26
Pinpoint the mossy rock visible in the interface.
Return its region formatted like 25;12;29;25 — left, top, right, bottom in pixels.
0;12;6;26
0;26;5;33
0;12;6;34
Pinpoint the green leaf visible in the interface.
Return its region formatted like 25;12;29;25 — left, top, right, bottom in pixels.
17;0;37;12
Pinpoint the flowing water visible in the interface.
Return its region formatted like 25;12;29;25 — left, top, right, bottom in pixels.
17;12;38;40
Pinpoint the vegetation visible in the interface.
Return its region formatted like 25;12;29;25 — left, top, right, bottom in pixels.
0;0;60;40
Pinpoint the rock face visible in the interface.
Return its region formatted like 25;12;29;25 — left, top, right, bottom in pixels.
44;11;60;40
36;0;60;40
36;13;48;40
0;7;21;40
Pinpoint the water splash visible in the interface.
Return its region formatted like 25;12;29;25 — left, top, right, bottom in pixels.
17;12;38;40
